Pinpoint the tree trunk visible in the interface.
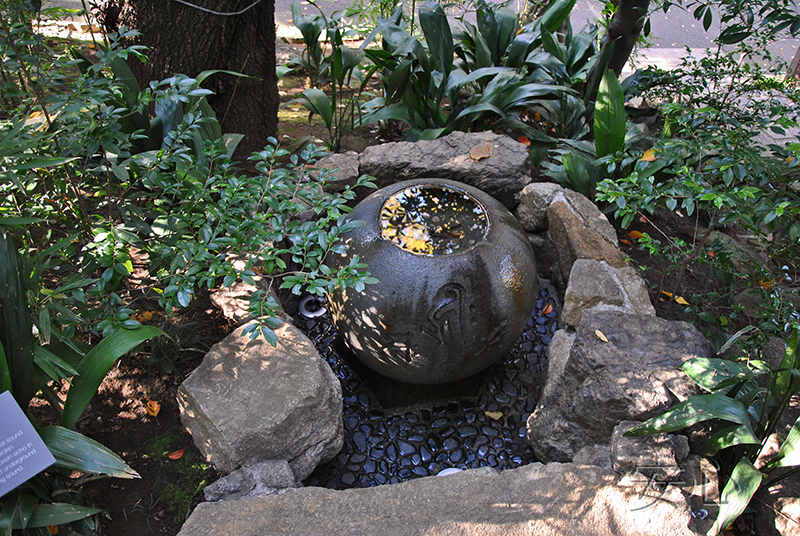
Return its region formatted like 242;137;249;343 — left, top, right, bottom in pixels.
96;0;278;158
607;0;650;76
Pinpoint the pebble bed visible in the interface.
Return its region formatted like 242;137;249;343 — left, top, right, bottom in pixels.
297;280;560;489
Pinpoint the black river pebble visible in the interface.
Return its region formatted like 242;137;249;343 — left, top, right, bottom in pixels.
301;279;560;489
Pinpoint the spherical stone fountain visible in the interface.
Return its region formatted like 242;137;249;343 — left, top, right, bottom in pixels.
327;179;538;384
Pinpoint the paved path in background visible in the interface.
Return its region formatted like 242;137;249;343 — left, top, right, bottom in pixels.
42;0;800;73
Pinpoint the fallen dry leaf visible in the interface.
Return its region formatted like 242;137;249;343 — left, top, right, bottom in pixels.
48;527;59;535
641;148;658;161
167;448;186;460
595;329;609;343
661;291;690;305
146;399;161;417
469;142;493;161
620;238;632;246
627;230;645;240
517;136;531;146
484;411;503;420
542;303;553;315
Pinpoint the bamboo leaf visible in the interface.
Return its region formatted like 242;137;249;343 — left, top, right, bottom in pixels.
61;326;164;429
711;459;763;535
39;426;139;478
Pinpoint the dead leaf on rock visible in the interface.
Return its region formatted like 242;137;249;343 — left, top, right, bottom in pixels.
542;303;553;315
469;142;493;161
595;329;609;343
485;411;503;420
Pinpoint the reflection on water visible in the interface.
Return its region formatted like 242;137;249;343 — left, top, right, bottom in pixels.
379;185;488;256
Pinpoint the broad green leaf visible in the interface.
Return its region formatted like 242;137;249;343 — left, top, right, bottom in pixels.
419;0;455;99
711;459;763;535
624;393;757;436
61;326;164;428
299;88;333;130
39;426;138;478
33;346;79;384
681;357;762;392
11;503;104;529
594;69;626;158
699;424;760;456
1;494;17;536
535;0;577;34
0;338;10;394
769;414;800;468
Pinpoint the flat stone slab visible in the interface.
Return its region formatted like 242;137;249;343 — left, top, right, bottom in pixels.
179;463;704;536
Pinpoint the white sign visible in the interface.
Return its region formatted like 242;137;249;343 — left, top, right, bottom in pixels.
0;391;56;497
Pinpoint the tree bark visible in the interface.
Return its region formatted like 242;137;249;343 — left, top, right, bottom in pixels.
607;0;651;77
96;0;278;158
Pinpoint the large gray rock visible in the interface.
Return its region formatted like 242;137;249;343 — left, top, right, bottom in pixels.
359;131;532;209
561;259;655;328
178;321;343;479
528;310;709;462
312;151;361;193
546;191;626;287
179;463;705;536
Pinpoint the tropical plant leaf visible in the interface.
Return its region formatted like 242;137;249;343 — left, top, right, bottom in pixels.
298;88;334;130
419;0;454;77
39;426;139;478
535;0;577;34
594;69;626;158
11;503;103;529
768;413;800;468
681;357;763;392
0;230;35;408
699;423;761;456
711;458;763;535
61;325;164;429
624;393;757;436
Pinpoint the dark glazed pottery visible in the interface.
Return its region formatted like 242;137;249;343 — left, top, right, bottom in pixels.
327;179;538;384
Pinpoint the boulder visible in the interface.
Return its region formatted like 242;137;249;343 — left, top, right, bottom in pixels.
209;277;286;326
203;460;299;502
178;321;343;479
359;131;532;209
179;463;704;536
546;191;625;286
514;182;563;231
561;259;655;328
527;310;709;462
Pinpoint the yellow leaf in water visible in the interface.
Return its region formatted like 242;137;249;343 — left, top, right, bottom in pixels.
485;411;503;420
146;399;161;417
595;329;609;343
641;148;658;161
469;142;493;161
